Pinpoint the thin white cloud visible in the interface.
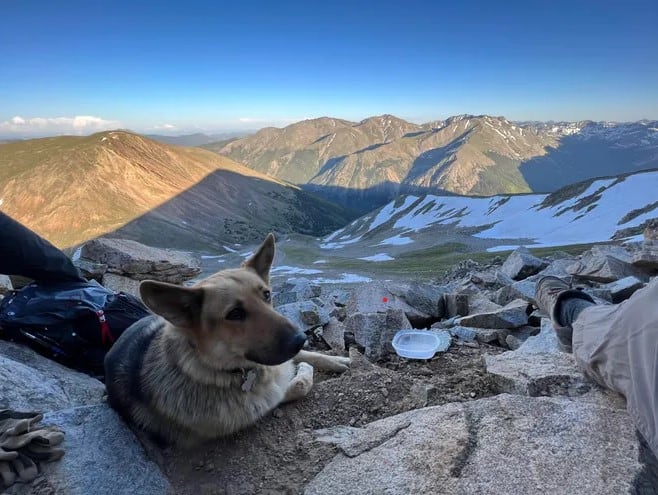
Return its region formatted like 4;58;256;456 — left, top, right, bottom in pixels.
152;123;176;130
0;115;120;137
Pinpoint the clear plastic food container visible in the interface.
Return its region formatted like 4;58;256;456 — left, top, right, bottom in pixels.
392;329;451;359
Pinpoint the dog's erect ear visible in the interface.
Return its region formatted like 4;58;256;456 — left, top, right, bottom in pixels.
242;233;275;283
139;280;204;328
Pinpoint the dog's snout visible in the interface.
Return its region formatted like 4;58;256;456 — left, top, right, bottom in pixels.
287;332;307;355
244;325;307;366
275;331;306;363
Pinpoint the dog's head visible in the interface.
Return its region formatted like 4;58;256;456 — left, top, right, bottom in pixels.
138;233;306;368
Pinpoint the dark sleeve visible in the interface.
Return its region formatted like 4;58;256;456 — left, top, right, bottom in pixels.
0;211;86;283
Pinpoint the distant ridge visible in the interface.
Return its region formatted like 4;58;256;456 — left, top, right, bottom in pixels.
145;131;252;147
211;114;658;211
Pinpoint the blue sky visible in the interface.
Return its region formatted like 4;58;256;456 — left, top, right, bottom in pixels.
1;0;657;136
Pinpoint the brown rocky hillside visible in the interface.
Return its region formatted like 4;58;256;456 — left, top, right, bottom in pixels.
212;115;553;194
0;131;355;249
211;115;420;185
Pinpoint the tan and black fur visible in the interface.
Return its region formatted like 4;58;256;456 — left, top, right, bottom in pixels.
104;233;349;446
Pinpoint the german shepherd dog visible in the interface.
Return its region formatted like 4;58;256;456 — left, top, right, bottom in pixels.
104;234;350;446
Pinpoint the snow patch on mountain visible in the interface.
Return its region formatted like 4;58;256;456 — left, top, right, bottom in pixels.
541;120;658;144
311;273;372;284
271;266;323;275
378;234;414;246
320;236;362;250
359;253;394;262
369;195;418;231
324;170;658;250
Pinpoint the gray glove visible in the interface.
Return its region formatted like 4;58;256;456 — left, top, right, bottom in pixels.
0;409;65;489
0;410;43;437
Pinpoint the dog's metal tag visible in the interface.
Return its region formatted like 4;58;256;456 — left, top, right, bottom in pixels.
241;369;257;393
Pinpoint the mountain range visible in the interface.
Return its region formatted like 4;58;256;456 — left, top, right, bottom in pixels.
2;114;657;254
211;115;658;212
146;131;250;147
0;131;354;249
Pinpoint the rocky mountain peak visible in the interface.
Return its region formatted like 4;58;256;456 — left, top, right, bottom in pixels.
214;114;658;210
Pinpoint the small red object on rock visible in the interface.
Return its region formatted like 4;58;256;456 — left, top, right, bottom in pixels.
382;297;388;303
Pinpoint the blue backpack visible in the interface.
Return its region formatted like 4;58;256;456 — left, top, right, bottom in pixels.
0;280;151;378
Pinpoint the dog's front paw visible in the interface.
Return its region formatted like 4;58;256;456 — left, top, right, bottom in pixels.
295;361;314;380
284;362;314;402
326;355;351;373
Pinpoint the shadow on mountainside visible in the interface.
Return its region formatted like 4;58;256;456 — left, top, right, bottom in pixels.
301;182;445;214
403;130;473;184
519;133;658;192
313;154;348;178
96;170;358;252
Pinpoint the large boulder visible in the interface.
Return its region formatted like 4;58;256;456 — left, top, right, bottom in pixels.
344;309;412;360
307;393;645;495
500;257;582;305
538;257;578;278
505;325;541;350
496;257;585;306
469;267;512;290
276;300;330;332
347;281;446;327
72;258;107;282
466;294;501;315
81;238;201;283
0;341;105;412
485;348;590;396
273;277;322;307
589;244;635;263
324;288;352;308
500;247;548;281
568;246;646;283
496;278;537;305
7;405;169;495
601;276;646;303
484;319;590;396
457;299;530;330
320;317;346;352
449;325;509;346
101;272;142;298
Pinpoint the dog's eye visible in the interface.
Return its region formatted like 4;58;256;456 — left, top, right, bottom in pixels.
263;290;271;302
225;307;247;321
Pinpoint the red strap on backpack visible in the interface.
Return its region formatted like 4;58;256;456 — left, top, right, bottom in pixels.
96;310;115;346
